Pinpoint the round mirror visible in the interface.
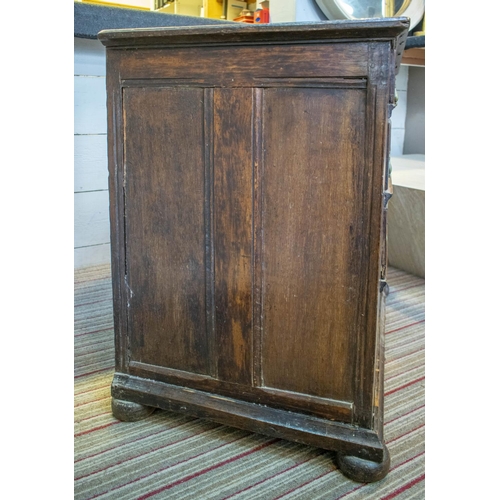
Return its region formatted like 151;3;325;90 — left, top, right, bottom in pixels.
315;0;424;31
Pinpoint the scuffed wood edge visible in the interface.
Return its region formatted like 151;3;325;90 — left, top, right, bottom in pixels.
97;18;410;48
111;372;385;461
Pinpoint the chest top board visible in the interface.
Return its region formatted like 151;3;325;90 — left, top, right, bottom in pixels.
98;18;409;483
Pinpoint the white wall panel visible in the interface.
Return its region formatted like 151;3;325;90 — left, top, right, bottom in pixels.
390;128;405;157
396;65;409;92
74;76;107;135
75;38;110;269
74;135;109;192
392;89;407;130
391;65;409;156
74;191;111;248
74;38;106;76
75;244;111;269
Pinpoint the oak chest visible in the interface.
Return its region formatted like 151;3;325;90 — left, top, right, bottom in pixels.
98;18;409;482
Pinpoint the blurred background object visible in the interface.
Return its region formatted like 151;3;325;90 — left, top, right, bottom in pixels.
314;0;424;32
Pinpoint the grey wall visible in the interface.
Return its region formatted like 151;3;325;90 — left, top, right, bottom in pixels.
403;66;425;154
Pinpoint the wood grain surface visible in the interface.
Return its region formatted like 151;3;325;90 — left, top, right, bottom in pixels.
123;86;209;375
260;86;367;403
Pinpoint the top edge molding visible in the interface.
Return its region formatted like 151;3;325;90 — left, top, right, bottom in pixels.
97;18;410;48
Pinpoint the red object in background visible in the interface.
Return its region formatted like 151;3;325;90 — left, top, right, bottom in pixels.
254;8;269;23
234;10;255;23
234;15;254;23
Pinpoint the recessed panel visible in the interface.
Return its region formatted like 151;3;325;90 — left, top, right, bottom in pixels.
213;88;254;384
123;87;210;375
261;87;368;402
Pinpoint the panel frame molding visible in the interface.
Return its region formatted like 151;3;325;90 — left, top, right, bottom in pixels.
110;73;390;426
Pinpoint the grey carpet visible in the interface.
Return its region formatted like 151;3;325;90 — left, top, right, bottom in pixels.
75;264;424;499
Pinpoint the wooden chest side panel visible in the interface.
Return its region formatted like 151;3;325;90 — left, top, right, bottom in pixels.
260;87;368;403
111;44;391;423
123;86;211;375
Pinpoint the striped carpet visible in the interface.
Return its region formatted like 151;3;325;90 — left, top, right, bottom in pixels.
75;265;424;499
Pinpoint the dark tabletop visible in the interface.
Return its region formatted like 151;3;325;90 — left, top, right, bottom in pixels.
74;2;423;49
74;2;232;39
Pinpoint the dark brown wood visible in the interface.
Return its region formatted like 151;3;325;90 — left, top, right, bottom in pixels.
337;444;391;483
115;44;369;84
111;373;385;459
213;88;253;385
111;398;155;422
99;18;409;483
260;86;366;404
123;86;210;375
98;19;409;48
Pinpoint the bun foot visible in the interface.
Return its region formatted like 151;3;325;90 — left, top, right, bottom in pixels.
112;397;155;422
337;445;390;483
